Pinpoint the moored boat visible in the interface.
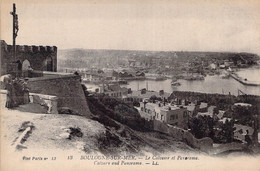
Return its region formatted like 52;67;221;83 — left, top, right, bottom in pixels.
118;79;128;84
171;81;181;86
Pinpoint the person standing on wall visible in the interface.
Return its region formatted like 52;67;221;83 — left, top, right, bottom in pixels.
17;60;22;78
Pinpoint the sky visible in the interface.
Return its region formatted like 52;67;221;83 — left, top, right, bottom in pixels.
1;0;260;54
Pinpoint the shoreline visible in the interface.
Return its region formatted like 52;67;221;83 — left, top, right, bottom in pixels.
229;73;260;86
232;65;260;86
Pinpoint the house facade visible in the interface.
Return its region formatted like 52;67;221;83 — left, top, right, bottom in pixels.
139;102;188;129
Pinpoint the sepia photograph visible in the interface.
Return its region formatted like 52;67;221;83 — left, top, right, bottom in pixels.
1;0;260;170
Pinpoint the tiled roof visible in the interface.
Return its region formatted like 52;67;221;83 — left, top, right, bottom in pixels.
197;112;213;117
199;102;208;109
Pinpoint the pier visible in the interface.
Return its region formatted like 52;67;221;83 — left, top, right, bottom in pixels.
229;73;260;86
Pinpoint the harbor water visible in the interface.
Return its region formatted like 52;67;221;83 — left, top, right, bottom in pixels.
124;68;260;96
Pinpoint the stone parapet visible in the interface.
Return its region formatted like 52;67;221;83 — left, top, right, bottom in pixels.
29;93;58;114
3;44;57;53
152;120;213;153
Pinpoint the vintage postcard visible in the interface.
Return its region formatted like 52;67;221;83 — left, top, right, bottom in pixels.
1;0;260;170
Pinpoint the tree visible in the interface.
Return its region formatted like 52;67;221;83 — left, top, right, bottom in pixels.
218;120;235;143
189;115;215;139
189;117;205;139
133;101;140;107
149;95;162;103
112;70;118;77
213;107;219;114
233;106;255;126
127;88;132;94
159;90;164;96
141;88;146;94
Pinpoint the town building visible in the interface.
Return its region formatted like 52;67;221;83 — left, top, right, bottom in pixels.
82;73;105;83
219;117;232;123
198;102;208;112
234;124;254;142
209;63;217;70
139;101;188;129
100;83;128;98
122;89;171;104
196;105;224;120
219;64;226;69
224;61;234;67
186;103;197;116
234;103;252;108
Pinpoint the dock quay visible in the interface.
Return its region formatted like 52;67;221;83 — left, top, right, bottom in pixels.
229;73;260;86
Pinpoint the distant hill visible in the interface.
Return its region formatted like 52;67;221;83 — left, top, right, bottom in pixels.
57;49;260;69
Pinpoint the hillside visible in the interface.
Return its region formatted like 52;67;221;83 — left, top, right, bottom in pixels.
57;49;260;69
0;101;198;158
2;93;260;171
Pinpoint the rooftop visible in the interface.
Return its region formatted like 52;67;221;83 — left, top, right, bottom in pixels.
129;90;171;99
197;112;213;117
234;103;252;107
145;102;181;112
199;102;208;109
